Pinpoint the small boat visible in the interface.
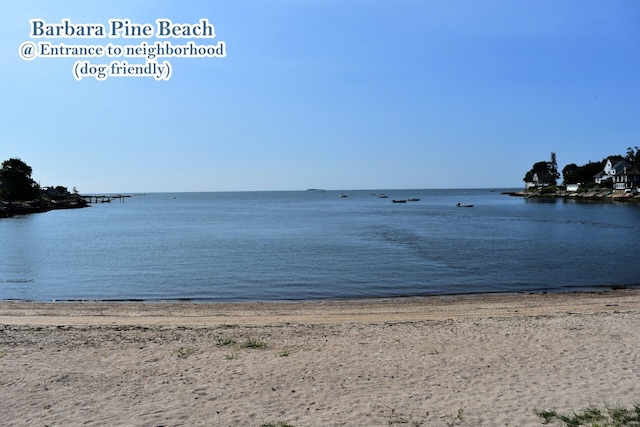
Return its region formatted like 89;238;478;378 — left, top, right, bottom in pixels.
378;194;389;199
408;198;420;202
339;194;348;198
456;202;474;207
392;199;407;203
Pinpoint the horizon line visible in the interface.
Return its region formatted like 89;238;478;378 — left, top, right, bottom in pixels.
77;186;523;195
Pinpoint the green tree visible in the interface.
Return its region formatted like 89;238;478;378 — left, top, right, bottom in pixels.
523;161;549;183
625;146;640;169
523;152;559;186
562;160;605;185
549;152;560;183
562;163;579;185
0;158;41;201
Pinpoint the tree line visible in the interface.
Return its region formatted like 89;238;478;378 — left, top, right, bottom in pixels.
0;157;75;202
523;147;640;187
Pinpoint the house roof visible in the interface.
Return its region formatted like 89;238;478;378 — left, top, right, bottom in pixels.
625;166;640;176
607;155;625;163
612;160;631;174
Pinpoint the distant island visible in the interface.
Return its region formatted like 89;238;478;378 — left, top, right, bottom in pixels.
513;148;640;202
0;158;88;218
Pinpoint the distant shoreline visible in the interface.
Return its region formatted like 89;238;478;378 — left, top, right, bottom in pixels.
503;188;640;202
0;194;88;218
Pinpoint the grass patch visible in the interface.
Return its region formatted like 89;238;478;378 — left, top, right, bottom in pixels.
242;338;267;349
215;336;268;359
535;403;640;426
278;348;290;357
216;337;236;346
174;347;194;358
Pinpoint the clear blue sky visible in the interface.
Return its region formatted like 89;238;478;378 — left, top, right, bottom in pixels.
1;1;638;193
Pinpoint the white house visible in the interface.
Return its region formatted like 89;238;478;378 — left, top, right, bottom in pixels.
594;156;640;190
613;165;640;190
594;156;625;184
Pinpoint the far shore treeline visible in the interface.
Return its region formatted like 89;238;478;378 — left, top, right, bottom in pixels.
0;157;87;218
522;147;640;192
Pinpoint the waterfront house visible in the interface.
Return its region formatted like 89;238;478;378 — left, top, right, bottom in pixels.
594;156;640;190
594;156;625;184
613;165;640;191
525;171;555;189
533;170;555;187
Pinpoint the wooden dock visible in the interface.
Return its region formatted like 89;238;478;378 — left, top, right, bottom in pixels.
80;195;130;204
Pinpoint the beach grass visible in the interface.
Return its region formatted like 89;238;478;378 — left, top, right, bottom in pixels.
535;403;640;426
278;348;290;357
174;347;194;358
242;338;267;349
216;337;236;346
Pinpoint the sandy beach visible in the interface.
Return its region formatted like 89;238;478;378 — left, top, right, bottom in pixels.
1;289;639;426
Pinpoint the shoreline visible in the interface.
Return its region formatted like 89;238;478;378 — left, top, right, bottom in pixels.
3;289;640;426
504;188;640;202
0;195;88;218
2;288;639;326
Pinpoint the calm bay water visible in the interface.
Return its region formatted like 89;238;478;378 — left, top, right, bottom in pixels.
1;189;639;301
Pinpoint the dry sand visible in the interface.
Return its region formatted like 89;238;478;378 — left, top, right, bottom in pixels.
1;289;639;426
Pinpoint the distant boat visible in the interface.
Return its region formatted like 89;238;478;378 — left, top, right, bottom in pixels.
408;198;420;202
392;199;407;203
378;194;389;198
456;202;474;207
339;194;348;198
